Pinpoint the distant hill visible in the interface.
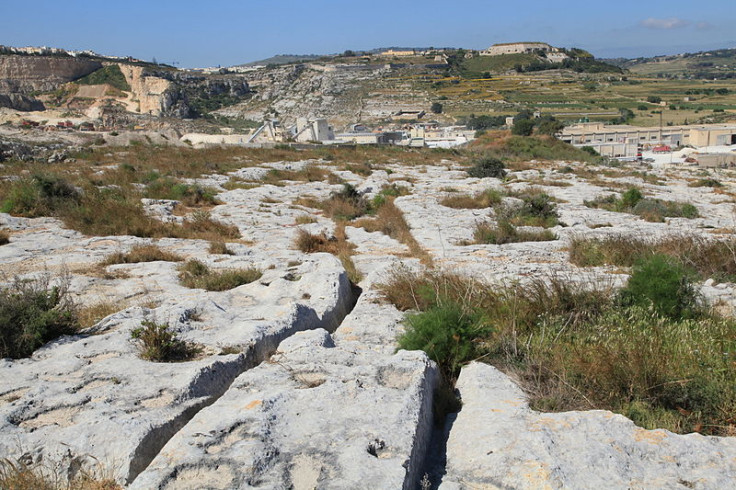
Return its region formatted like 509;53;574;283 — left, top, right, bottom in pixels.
608;48;736;79
236;54;323;67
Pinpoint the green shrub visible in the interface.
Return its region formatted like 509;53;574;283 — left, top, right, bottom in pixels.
76;64;131;91
398;302;490;380
131;321;199;362
145;178;220;206
620;254;699;319
689;178;723;188
1;174;80;217
0;275;78;359
584;188;698;222
467;157;507;179
177;259;262;291
620;187;643;208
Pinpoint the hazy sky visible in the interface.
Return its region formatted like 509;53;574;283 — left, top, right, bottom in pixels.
1;0;734;67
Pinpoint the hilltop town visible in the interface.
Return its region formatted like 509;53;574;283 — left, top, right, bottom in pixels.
1;41;736;489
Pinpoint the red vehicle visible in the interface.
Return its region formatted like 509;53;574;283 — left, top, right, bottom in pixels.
653;145;671;153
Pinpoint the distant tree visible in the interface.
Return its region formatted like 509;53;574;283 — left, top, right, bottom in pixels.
536;117;564;136
431;102;443;114
512;119;535;136
343;50;355;57
647;96;662;104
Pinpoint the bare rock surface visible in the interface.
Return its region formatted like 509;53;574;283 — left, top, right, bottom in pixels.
440;362;736;490
2;155;736;487
131;321;437;489
0;241;354;483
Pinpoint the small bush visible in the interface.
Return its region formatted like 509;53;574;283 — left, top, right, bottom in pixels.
399;303;490;380
0;275;78;359
180;211;241;239
440;188;502;209
294;229;340;254
0;229;9;245
208;241;234;255
177;259;262;291
1;174;80;217
320;184;370;221
620;187;643;208
584;187;698;222
145;178;220;207
131;321;199;362
688;178;723;188
101;244;184;265
294;215;317;225
467;157;507;179
473;220;556;244
620;254;699;319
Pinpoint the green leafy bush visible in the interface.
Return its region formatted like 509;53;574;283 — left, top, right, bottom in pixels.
398;302;490;380
620;254;699;319
0;275;77;359
467;157;507;179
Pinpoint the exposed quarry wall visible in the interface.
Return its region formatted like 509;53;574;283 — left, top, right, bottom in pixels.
0;55;102;93
118;65;173;116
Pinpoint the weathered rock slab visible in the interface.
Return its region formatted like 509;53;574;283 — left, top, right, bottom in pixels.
440;362;736;490
130;329;438;489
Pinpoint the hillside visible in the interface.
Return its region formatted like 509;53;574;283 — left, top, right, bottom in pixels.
612;48;736;79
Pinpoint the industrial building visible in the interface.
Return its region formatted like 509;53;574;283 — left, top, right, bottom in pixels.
559;123;736;157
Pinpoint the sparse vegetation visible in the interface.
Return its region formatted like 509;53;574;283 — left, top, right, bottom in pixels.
208;241;234;255
293;225;362;283
466;156;506;179
689;178;723;188
440;188;502;209
472;220;556;244
0;458;121;490
0;275;77;359
0;229;9;245
130;321;200;362
177;259;262;291
76;65;130;92
584;187;699;222
569;234;736;282
380;267;736;435
101;244;184;266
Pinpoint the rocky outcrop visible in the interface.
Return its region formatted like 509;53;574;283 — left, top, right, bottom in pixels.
131;328;437;489
0;55;102;93
440;362;736;489
118;65;174;117
0;93;44;111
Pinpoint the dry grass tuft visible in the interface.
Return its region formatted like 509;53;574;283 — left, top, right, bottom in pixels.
0;229;9;245
293;226;362;283
354;198;433;266
0;458;121;489
77;300;127;329
472;220;556;244
101;245;184;266
177;259;262;291
208;241;235;255
439;189;503;209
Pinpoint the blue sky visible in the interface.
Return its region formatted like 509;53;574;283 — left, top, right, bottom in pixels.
1;0;734;67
